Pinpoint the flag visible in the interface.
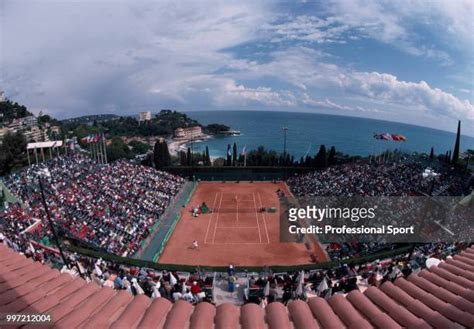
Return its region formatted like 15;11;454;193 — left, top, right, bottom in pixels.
241;145;247;156
170;272;178;285
374;133;406;141
94;133;101;143
81;136;89;144
263;281;270;296
381;133;393;141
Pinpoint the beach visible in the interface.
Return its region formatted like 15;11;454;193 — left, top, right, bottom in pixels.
167;134;213;156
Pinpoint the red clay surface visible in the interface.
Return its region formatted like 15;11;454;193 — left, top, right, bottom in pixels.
159;182;328;266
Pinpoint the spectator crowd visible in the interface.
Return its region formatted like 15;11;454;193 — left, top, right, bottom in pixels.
287;160;472;259
0;154;184;256
288;161;468;197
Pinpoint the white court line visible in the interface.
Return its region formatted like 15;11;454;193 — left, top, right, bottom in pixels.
212;242;267;245
204;192;220;244
252;192;262;243
214;242;261;246
211;192;224;244
258;192;271;244
215;226;259;229
236;194;239;226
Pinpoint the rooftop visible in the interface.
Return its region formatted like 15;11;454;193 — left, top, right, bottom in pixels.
0;244;473;328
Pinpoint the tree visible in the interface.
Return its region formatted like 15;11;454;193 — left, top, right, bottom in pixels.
232;142;237;166
314;145;328;168
0;132;27;175
205;146;210;166
129;140;151;155
226;144;232;166
203;123;230;134
429;147;434;160
0;100;32;123
246;146;279;166
187;147;192;166
213;157;226;167
304;155;311;167
328;146;336;166
452;120;461;164
153;139;171;169
106;137;134;162
179;150;187;166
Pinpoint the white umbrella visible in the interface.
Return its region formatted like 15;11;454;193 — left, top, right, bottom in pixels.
425;257;441;268
131;278;145;295
263;281;270;296
77;261;86;275
317;276;328;293
295;270;304;297
152;283;161;299
94;263;103;277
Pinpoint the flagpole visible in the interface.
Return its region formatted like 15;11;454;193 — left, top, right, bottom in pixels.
89;139;93;161
97;135;102;164
102;133;108;165
98;135;104;164
95;139;100;163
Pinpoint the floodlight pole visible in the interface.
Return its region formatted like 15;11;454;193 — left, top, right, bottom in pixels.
282;127;288;180
38;176;70;269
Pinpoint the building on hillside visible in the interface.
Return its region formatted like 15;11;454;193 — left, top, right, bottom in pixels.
6;115;47;142
24;126;47;142
8;116;38;133
49;125;61;135
174;126;203;140
139;111;152;122
0;127;10;145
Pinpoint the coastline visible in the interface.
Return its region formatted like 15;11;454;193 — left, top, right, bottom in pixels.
167;134;213;156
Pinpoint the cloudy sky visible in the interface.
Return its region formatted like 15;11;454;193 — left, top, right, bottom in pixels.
1;0;473;134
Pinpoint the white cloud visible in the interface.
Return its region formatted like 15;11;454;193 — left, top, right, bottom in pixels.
343;72;474;120
327;0;473;59
301;93;380;113
264;15;349;44
0;0;472;133
264;0;473;65
221;47;473;120
0;0;273;116
216;80;297;106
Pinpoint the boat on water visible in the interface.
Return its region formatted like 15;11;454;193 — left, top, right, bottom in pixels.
218;130;241;136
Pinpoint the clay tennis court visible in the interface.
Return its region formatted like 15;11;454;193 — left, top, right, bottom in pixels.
159;182;328;266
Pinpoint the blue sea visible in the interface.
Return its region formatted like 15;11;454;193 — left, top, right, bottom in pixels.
184;111;474;159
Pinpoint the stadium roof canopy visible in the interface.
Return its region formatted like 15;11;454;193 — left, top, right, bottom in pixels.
0;244;473;328
27;140;63;150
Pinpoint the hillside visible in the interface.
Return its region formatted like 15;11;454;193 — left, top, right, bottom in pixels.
0;100;33;126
